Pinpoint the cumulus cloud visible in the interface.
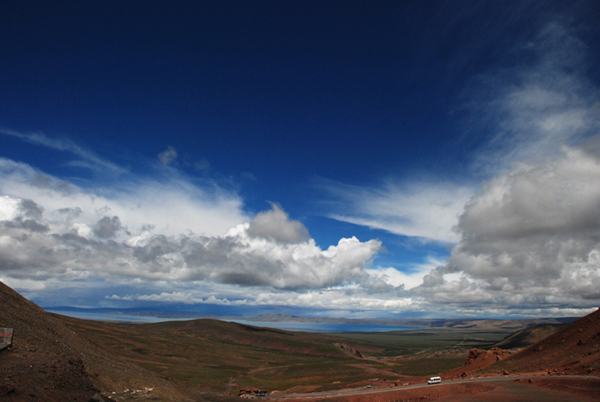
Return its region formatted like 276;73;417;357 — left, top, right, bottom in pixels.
415;22;600;313
423;147;600;302
247;203;310;244
0;129;386;313
0;165;381;293
93;216;123;239
294;21;600;317
109;283;420;316
3;20;598;319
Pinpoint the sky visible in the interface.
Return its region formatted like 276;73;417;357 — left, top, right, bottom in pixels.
1;0;600;319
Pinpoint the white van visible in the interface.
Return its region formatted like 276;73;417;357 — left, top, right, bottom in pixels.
427;376;441;384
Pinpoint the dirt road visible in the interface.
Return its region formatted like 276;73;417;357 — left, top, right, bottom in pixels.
266;374;599;399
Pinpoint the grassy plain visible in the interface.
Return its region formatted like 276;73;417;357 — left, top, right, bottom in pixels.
330;328;510;356
55;315;515;395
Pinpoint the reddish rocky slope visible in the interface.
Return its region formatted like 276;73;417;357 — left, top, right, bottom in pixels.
441;308;600;380
492;307;600;375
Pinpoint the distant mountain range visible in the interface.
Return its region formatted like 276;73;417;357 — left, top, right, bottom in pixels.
45;306;577;331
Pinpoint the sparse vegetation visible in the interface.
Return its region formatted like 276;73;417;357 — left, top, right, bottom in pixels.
2;279;598;402
329;329;511;357
55;315;523;394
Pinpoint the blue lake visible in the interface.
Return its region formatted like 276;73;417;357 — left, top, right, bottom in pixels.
46;309;419;332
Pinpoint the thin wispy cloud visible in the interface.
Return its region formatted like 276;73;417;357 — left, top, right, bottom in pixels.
466;21;600;175
319;179;473;244
0;128;126;175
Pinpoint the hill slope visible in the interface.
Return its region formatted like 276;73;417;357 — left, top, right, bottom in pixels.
55;313;379;393
0;281;208;401
493;323;568;350
491;308;600;375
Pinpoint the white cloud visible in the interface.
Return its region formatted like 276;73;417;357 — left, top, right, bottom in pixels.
0;160;381;293
0;157;247;239
2;21;598;319
0;130;386;313
106;294;133;301
0;196;21;220
138;291;203;304
366;256;444;290
247;203;310;244
0;277;47;291
415;22;600;312
300;22;600;317
121;285;422;315
467;21;600;175
0;128;126;175
210;223;381;289
432;147;600;302
322;180;473;243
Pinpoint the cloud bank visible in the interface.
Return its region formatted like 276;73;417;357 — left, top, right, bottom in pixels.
418;146;600;309
0;156;381;302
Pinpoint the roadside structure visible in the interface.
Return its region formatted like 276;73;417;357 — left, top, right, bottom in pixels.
0;327;13;350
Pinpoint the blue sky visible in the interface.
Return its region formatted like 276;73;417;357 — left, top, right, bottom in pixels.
1;1;600;318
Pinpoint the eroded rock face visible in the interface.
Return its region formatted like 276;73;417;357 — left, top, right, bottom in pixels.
238;388;267;397
333;343;364;358
465;347;511;366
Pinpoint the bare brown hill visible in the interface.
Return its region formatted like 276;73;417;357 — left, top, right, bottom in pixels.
0;281;219;401
490;307;600;376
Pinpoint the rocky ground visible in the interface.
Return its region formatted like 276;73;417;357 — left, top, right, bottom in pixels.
1;350;107;401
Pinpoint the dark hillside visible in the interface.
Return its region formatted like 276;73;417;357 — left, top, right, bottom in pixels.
0;281;209;401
